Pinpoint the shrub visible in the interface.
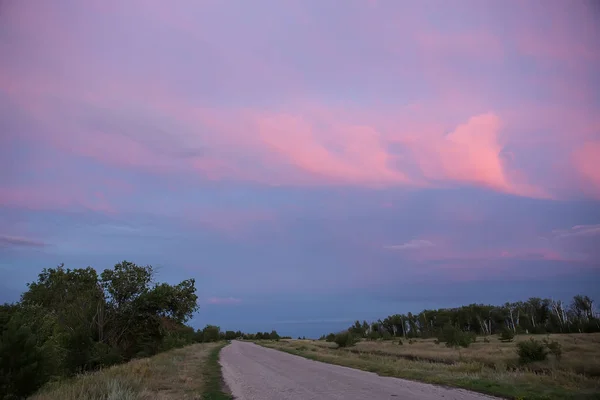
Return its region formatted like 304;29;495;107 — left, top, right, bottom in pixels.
0;318;52;399
325;333;336;342
334;332;357;348
397;339;403;345
439;324;473;348
368;331;381;340
517;338;548;364
543;338;562;361
499;328;515;342
483;337;490;343
434;339;440;345
381;331;393;340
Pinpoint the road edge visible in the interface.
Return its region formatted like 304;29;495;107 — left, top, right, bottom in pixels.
202;342;234;400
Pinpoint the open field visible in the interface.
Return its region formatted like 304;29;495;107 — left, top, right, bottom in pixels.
257;333;600;400
29;343;232;400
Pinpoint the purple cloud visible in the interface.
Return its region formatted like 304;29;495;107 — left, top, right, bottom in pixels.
0;235;46;248
0;0;599;337
207;297;243;306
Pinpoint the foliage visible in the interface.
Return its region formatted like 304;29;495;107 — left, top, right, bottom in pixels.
0;315;51;399
201;325;221;343
321;294;599;345
325;333;336;342
334;332;357;348
517;338;548;364
499;328;515;342
0;261;201;399
438;324;473;348
543;338;562;361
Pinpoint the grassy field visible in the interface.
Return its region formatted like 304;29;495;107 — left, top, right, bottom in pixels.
257;333;600;400
29;343;232;400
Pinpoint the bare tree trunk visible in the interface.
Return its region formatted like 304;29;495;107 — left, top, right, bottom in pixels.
508;307;516;333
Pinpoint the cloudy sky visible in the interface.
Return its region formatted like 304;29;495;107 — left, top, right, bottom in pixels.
1;0;599;338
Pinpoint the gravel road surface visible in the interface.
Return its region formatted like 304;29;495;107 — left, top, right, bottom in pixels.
219;341;500;400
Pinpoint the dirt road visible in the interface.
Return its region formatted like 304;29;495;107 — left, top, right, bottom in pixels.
219;341;499;400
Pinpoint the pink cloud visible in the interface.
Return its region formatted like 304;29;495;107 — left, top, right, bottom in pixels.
408;113;547;197
253;112;408;186
1;0;598;200
0;186;115;214
573;142;600;199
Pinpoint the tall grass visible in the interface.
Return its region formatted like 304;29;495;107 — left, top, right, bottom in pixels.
29;343;226;400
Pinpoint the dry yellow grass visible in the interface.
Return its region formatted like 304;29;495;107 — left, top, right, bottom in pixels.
308;333;600;376
258;333;600;400
29;343;221;400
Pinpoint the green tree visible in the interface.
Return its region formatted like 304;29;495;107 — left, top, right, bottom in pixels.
202;325;221;342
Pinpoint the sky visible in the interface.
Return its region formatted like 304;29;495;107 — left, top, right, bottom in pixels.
1;0;599;338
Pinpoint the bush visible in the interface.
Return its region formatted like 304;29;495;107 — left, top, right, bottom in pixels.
397;339;403;345
368;331;381;340
517;338;548;364
439;324;473;348
499;328;515;342
334;332;357;348
483;337;490;343
0;318;52;399
90;342;124;368
543;338;562;360
325;333;336;342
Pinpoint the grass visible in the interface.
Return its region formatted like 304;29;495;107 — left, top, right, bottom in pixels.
202;343;233;400
256;333;600;400
29;342;233;400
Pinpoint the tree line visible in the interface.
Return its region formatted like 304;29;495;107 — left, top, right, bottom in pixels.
195;324;284;342
0;261;278;400
320;294;599;342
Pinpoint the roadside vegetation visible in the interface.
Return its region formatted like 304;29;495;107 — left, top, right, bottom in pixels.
2;260;597;400
0;261;270;400
30;342;231;400
257;294;600;400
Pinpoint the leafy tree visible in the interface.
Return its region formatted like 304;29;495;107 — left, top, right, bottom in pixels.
202;325;221;342
1;260;203;398
224;331;237;340
269;330;280;340
0;306;63;399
